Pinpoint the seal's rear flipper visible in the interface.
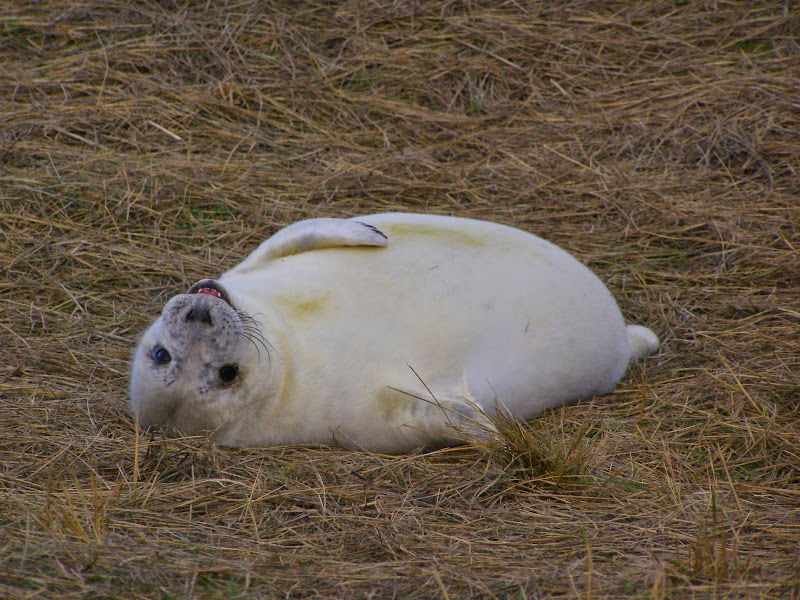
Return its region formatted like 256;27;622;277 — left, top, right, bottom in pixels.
224;218;388;277
626;324;660;362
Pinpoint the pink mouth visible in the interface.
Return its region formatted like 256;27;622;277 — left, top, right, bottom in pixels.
186;279;232;306
195;287;223;299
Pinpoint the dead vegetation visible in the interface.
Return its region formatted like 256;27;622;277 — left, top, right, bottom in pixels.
1;1;799;598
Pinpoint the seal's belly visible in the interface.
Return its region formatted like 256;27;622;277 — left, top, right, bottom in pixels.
223;215;627;421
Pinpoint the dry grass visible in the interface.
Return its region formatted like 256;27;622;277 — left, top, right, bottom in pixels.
2;1;799;598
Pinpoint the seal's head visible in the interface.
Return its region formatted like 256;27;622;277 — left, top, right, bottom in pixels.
129;279;269;439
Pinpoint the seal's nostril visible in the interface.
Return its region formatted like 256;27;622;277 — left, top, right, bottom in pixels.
185;305;213;325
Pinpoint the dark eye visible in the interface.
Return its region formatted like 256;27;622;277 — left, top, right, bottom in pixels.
219;364;238;384
150;345;171;365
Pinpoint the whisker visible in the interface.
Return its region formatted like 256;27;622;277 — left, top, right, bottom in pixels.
235;308;274;358
238;330;270;360
240;314;275;353
243;324;272;351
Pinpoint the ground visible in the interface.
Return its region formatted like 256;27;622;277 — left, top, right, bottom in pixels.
1;1;799;598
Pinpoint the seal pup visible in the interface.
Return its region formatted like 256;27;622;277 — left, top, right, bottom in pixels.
130;213;659;453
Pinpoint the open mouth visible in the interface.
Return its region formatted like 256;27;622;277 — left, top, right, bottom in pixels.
187;279;233;307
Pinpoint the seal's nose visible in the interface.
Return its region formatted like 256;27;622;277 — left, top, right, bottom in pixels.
184;302;213;325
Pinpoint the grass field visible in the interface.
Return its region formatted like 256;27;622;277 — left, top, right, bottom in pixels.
2;1;799;598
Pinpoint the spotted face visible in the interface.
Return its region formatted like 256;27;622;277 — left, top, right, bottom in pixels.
129;279;269;437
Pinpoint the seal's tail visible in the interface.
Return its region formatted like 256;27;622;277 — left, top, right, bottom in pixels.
626;324;660;362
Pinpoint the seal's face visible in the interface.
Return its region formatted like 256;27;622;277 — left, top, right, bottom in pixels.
129;279;269;438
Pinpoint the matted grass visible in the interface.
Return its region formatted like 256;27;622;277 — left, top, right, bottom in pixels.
1;1;799;598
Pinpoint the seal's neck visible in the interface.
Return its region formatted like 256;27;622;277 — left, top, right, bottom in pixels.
210;290;298;446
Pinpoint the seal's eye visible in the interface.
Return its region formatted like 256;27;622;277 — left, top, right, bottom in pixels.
219;364;238;384
150;345;171;365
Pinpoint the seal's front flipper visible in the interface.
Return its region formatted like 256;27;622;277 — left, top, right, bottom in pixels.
224;218;388;277
397;390;497;448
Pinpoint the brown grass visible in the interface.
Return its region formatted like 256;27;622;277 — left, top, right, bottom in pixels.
2;1;799;598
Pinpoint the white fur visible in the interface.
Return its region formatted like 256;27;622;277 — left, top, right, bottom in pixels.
130;213;659;453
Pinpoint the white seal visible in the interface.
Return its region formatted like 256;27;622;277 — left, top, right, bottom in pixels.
130;213;659;453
